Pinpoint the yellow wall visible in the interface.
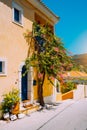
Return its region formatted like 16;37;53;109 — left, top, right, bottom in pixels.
0;0;54;101
56;93;62;101
43;77;53;97
33;68;53;100
33;82;53;100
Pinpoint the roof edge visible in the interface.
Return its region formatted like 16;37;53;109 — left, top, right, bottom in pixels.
27;0;59;24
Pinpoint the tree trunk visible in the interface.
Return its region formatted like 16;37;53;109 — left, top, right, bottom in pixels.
38;72;45;106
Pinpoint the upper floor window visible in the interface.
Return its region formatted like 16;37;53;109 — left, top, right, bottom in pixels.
0;58;7;76
12;2;23;26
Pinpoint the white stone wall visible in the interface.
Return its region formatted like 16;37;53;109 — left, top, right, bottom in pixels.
44;95;56;104
73;84;84;100
84;85;87;98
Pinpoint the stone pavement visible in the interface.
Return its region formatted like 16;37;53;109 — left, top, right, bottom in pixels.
0;99;75;130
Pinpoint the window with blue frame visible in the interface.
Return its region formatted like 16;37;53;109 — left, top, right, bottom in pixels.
0;62;2;72
12;2;23;25
14;8;20;23
0;59;7;75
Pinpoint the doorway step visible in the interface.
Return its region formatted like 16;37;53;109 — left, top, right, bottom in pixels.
20;100;40;115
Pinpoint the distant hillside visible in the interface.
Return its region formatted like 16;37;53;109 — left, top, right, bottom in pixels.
73;53;87;67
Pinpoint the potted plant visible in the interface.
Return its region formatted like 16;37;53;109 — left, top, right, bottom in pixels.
0;104;3;119
1;88;20;116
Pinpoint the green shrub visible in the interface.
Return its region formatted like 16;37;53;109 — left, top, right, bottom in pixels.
1;88;20;113
0;104;3;119
61;81;76;94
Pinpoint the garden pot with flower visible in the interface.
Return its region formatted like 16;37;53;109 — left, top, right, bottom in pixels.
1;88;20;119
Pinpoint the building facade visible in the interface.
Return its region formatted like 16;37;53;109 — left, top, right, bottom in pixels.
0;0;59;104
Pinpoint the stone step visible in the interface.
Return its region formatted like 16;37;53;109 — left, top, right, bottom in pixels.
20;104;40;115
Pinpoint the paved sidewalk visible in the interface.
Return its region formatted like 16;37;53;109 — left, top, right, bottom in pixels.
0;99;75;130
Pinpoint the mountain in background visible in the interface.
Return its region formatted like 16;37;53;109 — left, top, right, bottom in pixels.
73;53;87;66
73;53;87;72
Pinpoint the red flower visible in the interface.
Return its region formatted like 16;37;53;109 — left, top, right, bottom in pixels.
54;47;59;52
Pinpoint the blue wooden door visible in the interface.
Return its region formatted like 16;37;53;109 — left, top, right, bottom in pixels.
21;65;28;101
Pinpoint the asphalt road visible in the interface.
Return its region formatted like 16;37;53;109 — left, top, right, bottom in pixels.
39;98;87;130
0;98;87;130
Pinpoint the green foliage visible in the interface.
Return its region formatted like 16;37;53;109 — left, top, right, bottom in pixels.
61;81;76;94
24;22;74;106
1;88;20;113
24;22;73;82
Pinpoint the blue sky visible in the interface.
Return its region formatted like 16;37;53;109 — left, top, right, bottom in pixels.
42;0;87;55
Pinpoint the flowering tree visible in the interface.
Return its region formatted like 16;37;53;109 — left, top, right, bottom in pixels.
24;23;73;106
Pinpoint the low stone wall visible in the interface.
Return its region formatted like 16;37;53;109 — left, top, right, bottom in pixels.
84;85;87;98
56;84;86;101
44;84;86;103
62;91;73;100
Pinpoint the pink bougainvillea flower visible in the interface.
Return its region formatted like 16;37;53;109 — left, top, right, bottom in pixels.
50;65;54;69
49;76;54;80
62;50;66;53
59;74;64;79
41;34;46;38
38;73;43;79
69;63;73;67
54;47;59;52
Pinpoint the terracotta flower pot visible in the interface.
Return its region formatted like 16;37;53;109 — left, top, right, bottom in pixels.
11;102;20;115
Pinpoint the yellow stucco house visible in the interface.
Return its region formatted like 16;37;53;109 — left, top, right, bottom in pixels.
0;0;61;107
